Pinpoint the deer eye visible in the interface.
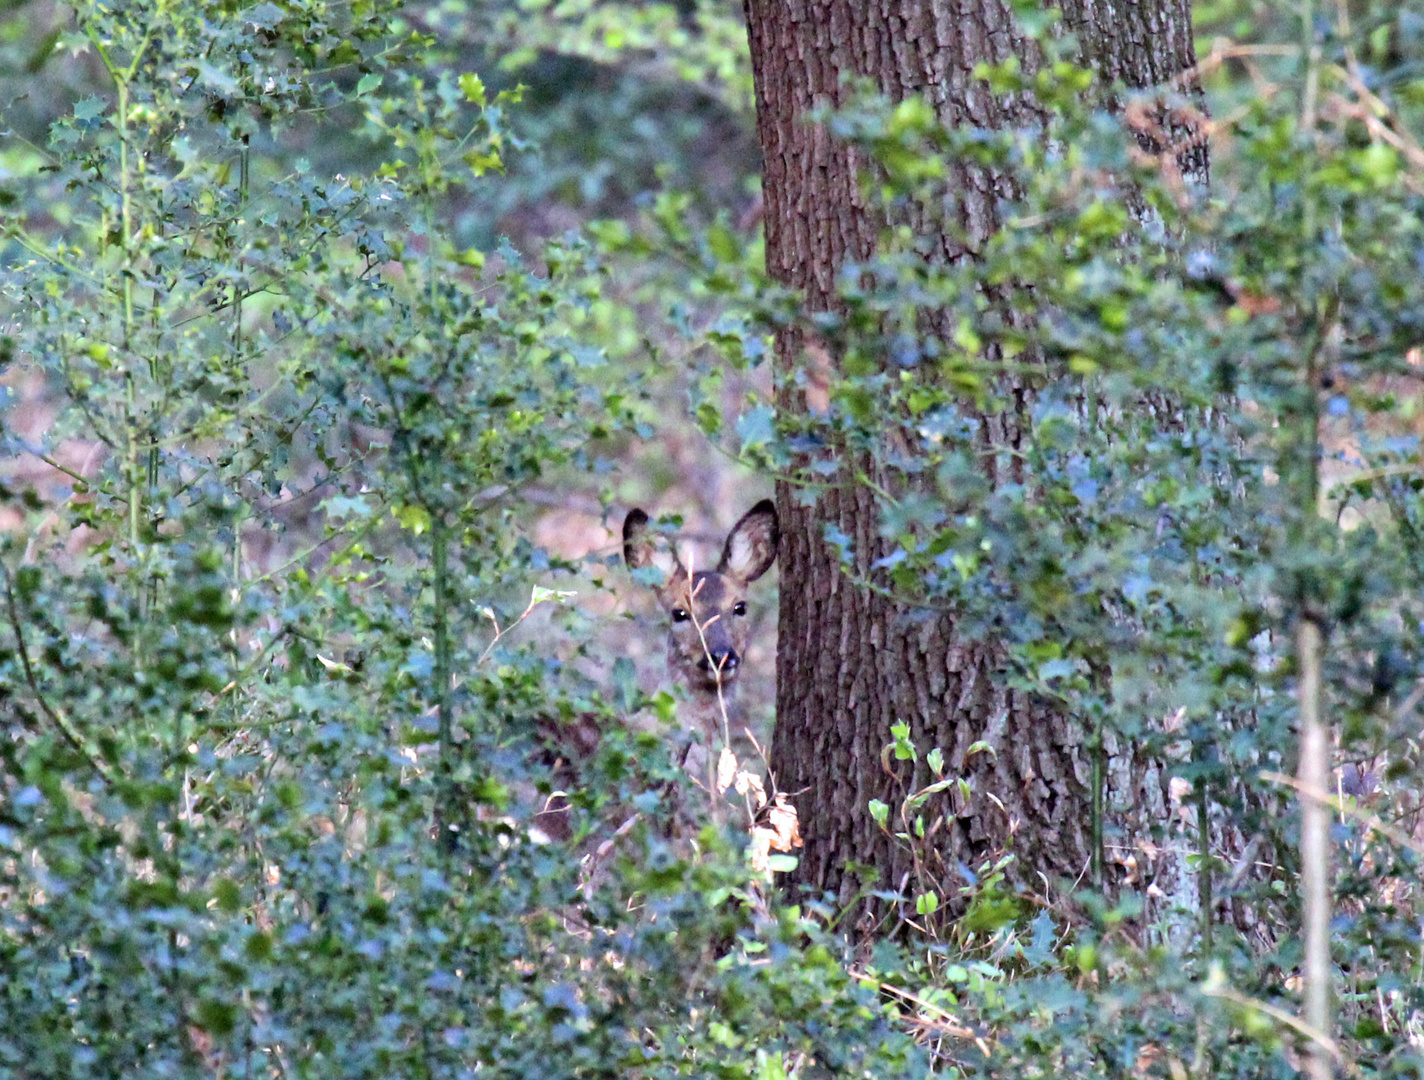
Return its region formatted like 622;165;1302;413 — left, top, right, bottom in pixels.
733;601;747;616
671;608;690;623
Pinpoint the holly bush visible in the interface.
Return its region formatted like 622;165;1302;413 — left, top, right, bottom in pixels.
0;2;920;1076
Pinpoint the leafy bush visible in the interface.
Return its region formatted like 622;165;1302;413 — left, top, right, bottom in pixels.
0;2;921;1076
607;0;1424;1074
7;0;1424;1077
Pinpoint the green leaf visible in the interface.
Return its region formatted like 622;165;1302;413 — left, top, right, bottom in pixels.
868;799;889;827
393;503;432;534
73;96;107;121
1357;142;1399;187
244;930;274;962
459;72;486;106
243;2;285;29
735;404;776;452
464;149;503;177
530;585;577;607
889;720;915;761
212;878;242;914
196;998;238;1037
707;222;739;263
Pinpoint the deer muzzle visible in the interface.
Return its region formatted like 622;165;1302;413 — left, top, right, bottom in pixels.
698;648;740;682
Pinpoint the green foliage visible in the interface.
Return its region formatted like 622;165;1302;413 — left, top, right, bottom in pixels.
7;0;1424;1075
478;0;754;115
0;1;916;1076
409;0;760;248
609;0;1424;1075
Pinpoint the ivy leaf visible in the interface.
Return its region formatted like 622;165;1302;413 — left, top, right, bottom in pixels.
1038;657;1076;680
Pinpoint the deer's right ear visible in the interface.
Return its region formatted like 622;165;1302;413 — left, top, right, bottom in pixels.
623;508;684;586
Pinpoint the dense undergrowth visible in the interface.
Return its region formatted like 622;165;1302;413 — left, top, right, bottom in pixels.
1;0;1424;1076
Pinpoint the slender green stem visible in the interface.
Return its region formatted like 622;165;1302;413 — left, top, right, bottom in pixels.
236;133;249;357
247;504;389;587
432;516;455;852
1090;713;1103;890
116;72;140;558
1292;33;1333;1050
1197;782;1212;954
1300;0;1320;242
86;16;157;582
230;515;244;733
2;225;101;282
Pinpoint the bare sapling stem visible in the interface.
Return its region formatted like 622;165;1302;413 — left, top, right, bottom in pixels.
685;564;730;829
1298;615;1333;1080
433;515;455;852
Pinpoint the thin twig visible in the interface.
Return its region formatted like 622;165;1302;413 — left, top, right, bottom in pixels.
0;560;118;785
1261;770;1424;858
1200;980;1342;1063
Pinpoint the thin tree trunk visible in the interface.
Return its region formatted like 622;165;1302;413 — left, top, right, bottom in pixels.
1297;616;1335;1079
743;0;1201;927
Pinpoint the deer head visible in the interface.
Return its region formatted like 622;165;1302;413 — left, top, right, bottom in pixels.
623;499;780;699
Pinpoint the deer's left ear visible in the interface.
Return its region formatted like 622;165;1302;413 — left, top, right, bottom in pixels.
623;508;687;586
719;499;779;583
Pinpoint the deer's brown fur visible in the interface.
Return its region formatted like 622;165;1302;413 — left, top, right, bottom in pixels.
531;501;779;842
622;500;779;738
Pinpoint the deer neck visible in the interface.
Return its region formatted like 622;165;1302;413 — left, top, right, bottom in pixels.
682;683;741;741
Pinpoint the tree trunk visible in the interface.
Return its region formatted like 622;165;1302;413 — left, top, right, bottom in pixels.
743;0;1201;928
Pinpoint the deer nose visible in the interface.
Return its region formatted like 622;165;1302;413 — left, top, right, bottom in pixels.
699;649;740;678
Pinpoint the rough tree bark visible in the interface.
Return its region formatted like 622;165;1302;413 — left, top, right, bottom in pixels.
742;0;1202;928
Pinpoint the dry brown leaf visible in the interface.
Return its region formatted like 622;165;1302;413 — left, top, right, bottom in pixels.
733;767;767;809
748;825;773;876
716;746;737;794
763;793;803;852
749;794;803;875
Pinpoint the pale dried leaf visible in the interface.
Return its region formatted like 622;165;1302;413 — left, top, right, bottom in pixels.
733;767;767;808
750;794;803;878
716;745;737;794
762;793;803;853
748;825;773;875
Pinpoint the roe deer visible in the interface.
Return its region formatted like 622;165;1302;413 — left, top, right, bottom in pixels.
532;500;780;843
622;499;780;745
